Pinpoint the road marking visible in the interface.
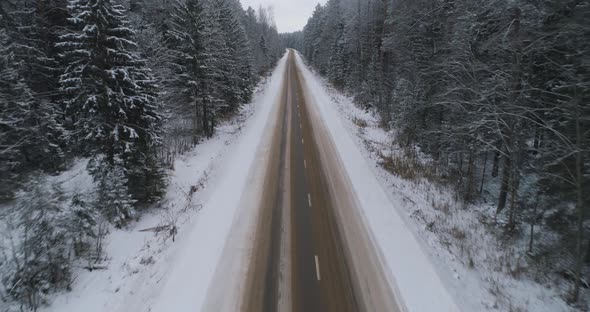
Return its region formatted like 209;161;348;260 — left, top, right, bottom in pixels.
299;122;302;129
301;138;304;145
315;255;321;281
304;159;307;169
307;193;312;207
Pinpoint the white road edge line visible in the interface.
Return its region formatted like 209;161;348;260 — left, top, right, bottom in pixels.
307;193;312;207
315;255;321;281
304;159;307;169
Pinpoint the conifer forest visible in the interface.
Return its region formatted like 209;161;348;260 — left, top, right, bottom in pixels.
0;0;280;309
0;0;589;311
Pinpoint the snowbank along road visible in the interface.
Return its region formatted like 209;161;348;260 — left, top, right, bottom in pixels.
242;50;402;312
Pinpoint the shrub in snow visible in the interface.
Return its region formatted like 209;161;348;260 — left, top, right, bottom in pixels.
0;174;103;311
1;178;72;311
62;193;99;258
89;155;137;228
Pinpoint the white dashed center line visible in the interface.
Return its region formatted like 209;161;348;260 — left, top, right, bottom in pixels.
307;193;312;207
315;255;321;281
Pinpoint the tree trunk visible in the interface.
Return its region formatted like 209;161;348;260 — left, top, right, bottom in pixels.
193;96;199;145
203;101;209;138
492;150;500;177
533;126;542;154
497;152;511;217
480;152;487;194
465;149;475;202
528;199;537;253
508;160;519;229
572;110;585;303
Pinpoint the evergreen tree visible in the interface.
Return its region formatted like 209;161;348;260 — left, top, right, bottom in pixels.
90;155;136;226
211;0;254;110
258;34;270;73
243;7;260;72
166;0;213;139
0;56;34;199
0;5;66;199
58;0;165;218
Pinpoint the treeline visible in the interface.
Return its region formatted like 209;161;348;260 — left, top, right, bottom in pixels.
0;0;280;309
301;0;589;303
279;31;303;52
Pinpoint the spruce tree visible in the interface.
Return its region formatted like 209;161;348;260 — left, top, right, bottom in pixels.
211;0;254;111
59;0;165;222
258;34;270;73
166;0;215;138
0;8;65;199
0;57;34;199
0;0;66;173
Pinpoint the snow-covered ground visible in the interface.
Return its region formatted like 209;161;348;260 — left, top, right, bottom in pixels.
293;52;575;312
31;53;288;312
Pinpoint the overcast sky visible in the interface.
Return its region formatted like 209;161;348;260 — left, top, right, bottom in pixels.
239;0;328;33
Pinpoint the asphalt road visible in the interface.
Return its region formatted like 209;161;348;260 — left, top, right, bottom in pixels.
289;50;360;312
243;50;397;312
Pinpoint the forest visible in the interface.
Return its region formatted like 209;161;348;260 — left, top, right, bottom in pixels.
0;0;281;309
287;0;590;305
